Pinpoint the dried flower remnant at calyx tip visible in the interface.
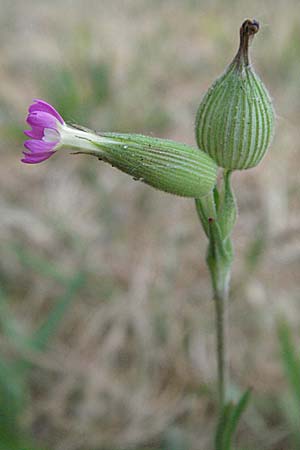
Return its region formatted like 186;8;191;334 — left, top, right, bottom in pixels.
22;99;218;198
234;19;260;68
195;19;275;170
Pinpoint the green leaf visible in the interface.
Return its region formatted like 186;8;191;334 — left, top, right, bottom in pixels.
278;321;300;407
217;170;237;240
213;185;220;212
278;320;300;448
222;389;252;450
280;391;300;448
195;189;218;237
195;198;209;237
215;403;235;450
215;389;252;450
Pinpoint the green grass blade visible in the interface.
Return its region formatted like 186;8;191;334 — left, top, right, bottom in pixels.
0;287;32;352
215;403;234;450
278;321;300;407
31;272;85;350
13;244;69;284
222;389;252;450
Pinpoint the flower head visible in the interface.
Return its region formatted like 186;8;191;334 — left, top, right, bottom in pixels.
22;99;218;198
22;99;64;164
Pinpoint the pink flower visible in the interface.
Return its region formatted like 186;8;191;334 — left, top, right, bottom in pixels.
22;99;64;164
21;100;218;198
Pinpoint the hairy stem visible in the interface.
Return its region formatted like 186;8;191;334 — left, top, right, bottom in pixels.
213;270;230;409
196;171;235;410
207;235;232;409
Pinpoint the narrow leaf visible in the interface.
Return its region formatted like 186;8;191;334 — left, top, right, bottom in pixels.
278;321;300;407
215;403;235;450
222;389;252;450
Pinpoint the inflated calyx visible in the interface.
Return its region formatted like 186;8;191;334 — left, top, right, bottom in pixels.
196;19;275;170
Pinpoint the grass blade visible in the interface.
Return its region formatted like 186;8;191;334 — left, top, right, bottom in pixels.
31;272;85;350
278;321;300;407
215;403;234;450
222;389;252;450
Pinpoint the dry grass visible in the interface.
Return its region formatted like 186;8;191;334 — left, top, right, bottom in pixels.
1;0;300;449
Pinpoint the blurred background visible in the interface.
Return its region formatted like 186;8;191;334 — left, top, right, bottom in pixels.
1;0;300;449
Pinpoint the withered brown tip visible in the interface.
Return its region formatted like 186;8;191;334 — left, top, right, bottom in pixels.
234;19;260;67
241;19;260;36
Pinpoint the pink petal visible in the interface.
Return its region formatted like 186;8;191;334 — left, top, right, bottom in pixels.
26;111;57;129
29;99;64;124
24;126;44;139
24;139;57;153
21;152;55;164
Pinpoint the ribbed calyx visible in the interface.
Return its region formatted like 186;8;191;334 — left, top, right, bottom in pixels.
91;133;218;198
195;19;275;170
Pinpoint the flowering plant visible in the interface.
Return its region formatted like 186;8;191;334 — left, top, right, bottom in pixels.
22;19;274;450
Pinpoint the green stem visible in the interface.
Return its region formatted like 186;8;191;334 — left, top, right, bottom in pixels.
213;269;230;409
196;171;236;410
207;229;232;409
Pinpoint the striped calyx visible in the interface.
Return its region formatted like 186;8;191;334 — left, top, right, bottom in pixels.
195;19;275;170
91;133;217;198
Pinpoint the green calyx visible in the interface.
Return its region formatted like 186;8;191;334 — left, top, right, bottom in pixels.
195;19;275;170
90;132;218;198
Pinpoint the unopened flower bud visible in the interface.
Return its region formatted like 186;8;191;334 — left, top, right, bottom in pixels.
195;19;275;170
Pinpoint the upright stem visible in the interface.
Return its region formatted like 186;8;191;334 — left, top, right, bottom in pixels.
207;239;231;409
196;171;235;410
213;275;230;409
207;224;232;408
